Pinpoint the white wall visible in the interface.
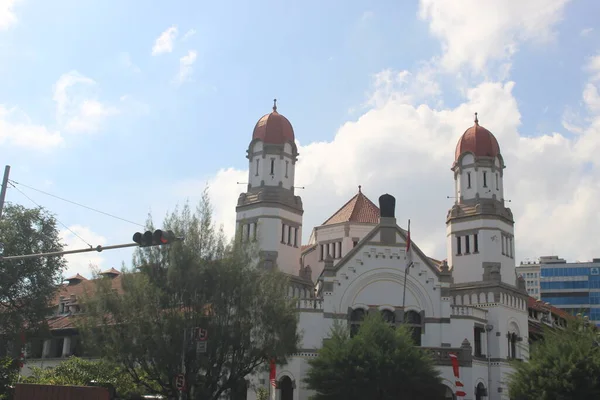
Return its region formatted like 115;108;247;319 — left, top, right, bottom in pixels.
456;155;505;202
248;142;296;190
237;206;303;275
447;218;516;286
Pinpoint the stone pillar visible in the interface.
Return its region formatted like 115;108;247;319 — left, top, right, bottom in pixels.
42;339;51;358
62;337;72;358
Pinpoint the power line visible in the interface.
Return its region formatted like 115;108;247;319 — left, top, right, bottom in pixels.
8;182;93;248
8;179;145;228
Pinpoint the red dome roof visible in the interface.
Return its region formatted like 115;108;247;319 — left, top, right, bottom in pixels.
455;113;501;162
252;100;295;145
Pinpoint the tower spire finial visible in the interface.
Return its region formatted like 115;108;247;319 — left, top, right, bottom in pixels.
358;185;362;193
273;98;277;112
474;112;479;125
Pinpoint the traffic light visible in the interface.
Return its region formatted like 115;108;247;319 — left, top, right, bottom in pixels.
132;229;178;247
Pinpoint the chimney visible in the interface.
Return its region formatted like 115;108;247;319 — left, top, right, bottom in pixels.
378;194;396;244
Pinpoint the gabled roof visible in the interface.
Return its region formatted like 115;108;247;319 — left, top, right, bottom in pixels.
324;220;442;279
322;186;380;226
99;267;121;276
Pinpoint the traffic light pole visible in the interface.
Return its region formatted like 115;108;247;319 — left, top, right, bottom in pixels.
0;165;11;221
1;242;143;261
0;231;183;261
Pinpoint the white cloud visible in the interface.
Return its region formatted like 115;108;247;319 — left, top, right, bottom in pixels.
60;225;107;278
53;71;119;133
197;56;600;267
581;27;594;36
418;0;570;72
152;26;178;55
175;50;197;84
182;29;196;41
586;54;600;81
0;105;63;149
0;0;20;30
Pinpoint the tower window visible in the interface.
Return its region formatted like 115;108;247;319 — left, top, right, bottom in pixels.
285;161;289;178
474;233;479;253
496;173;499;190
253;223;257;240
255;159;259;176
270;158;275;175
456;235;462;255
281;223;286;243
287;225;292;245
465;235;470;254
294;227;298;247
483;171;487;187
467;172;471;188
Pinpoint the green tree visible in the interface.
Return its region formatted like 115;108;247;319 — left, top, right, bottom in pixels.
0;356;19;399
80;189;299;400
0;203;66;348
304;313;444;400
23;357;150;399
508;317;600;399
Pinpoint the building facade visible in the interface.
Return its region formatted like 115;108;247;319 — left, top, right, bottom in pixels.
515;263;541;299
538;255;600;326
13;104;578;400
234;107;531;400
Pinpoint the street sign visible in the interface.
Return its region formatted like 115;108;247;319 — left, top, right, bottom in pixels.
197;341;207;354
175;374;185;392
192;327;208;341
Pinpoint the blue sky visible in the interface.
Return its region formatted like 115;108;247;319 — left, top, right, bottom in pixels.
1;0;600;277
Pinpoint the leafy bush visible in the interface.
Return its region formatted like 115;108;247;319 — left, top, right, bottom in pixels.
0;357;19;400
23;357;151;399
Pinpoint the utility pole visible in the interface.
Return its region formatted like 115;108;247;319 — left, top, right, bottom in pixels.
0;165;11;221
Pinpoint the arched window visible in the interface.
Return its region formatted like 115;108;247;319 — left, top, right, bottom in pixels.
404;310;422;346
350;308;366;337
508;332;518;359
280;376;294;400
381;309;395;324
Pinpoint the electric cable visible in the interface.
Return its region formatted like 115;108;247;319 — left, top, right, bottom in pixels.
8;179;144;228
8;182;93;248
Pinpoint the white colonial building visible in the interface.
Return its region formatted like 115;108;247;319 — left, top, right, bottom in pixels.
237;104;530;400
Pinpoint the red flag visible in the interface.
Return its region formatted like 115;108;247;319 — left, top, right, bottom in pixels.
449;353;466;397
406;220;411;253
269;359;276;387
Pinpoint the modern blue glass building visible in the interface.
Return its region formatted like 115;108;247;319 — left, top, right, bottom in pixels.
539;256;600;325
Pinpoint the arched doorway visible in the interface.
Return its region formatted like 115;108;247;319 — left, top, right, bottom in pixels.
280;376;294;400
442;384;456;400
229;378;247;400
475;382;487;400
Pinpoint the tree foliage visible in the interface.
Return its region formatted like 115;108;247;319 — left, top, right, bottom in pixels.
508;318;600;400
0;356;19;400
80;189;299;400
304;313;444;400
0;203;66;339
22;357;149;399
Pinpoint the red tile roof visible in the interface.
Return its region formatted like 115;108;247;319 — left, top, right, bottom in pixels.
455;114;501;163
99;268;121;276
527;296;571;320
322;187;380;226
301;244;315;252
53;274;123;306
252;102;295;145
